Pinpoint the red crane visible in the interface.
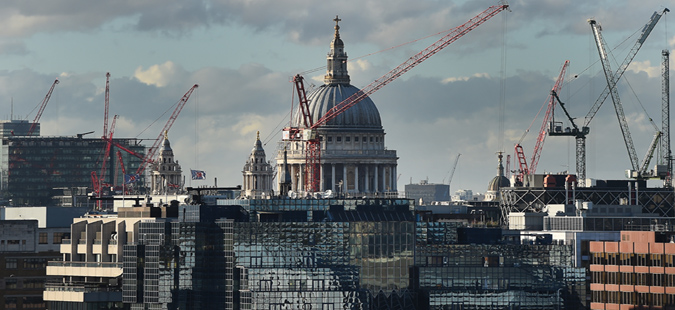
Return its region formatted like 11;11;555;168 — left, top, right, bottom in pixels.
28;79;59;136
284;3;510;192
514;60;569;183
134;84;199;176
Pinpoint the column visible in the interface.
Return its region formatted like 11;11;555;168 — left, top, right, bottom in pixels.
355;165;359;193
331;164;336;192
374;165;379;193
320;164;325;192
299;164;304;192
393;165;397;192
343;165;348;193
365;166;369;193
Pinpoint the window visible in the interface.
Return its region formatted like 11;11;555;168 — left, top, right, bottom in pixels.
636;254;649;266
621;291;633;305
327;137;332;142
621;272;634;285
39;232;48;244
606;272;619;284
636;273;650;286
653;273;663;286
5;258;17;269
23;258;46;269
354;137;359;142
53;232;70;244
651;254;663;267
346;137;350;142
337;137;342;142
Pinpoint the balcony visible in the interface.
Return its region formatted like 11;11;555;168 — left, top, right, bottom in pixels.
43;282;122;303
46;261;122;278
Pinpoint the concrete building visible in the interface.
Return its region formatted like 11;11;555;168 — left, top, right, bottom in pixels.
276;17;398;197
405;180;450;205
0;220;68;309
43;201;179;309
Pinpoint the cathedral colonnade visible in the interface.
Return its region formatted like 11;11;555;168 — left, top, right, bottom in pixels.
285;163;397;194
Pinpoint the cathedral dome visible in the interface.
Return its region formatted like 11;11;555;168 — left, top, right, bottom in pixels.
293;84;382;130
488;175;510;192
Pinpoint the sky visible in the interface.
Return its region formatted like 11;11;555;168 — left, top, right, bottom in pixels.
0;0;674;195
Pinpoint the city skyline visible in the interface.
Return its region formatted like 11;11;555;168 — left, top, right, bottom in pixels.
0;0;673;193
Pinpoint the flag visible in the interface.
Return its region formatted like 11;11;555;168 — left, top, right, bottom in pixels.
124;174;140;184
168;183;180;189
191;169;206;180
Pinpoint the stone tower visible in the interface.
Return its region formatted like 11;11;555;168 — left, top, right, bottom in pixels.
243;132;274;198
151;132;183;195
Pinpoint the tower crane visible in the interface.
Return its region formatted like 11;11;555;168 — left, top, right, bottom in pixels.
285;3;510;192
443;153;461;190
573;9;667;186
27;79;59;136
589;17;664;180
663;50;672;187
134;84;198;176
514;60;569;184
102;84;199;183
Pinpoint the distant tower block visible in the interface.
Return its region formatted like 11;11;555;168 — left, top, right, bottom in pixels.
242;131;274;198
151;132;183;195
276;16;398;196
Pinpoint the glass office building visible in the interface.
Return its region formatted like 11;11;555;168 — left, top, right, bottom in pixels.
111;197;585;309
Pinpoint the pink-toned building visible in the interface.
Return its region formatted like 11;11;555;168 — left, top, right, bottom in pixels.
590;231;675;309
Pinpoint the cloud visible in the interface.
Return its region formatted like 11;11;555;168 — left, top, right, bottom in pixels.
441;73;490;84
133;61;178;87
627;60;660;78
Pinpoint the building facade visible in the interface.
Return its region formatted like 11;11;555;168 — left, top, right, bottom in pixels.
0;220;67;310
590;231;675;309
276;17;398;196
1;135;146;206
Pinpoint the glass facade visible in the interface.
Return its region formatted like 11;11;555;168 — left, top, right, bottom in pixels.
2;136;145;205
116;197;585;310
123;220;234;309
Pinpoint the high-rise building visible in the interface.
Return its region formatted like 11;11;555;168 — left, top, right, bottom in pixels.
589;231;675;308
0;134;146;205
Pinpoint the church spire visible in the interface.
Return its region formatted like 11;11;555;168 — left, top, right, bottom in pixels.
324;15;350;85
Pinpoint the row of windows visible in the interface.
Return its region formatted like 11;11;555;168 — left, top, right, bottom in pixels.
5;257;49;269
591;252;675;267
591;271;673;286
37;232;70;244
326;136;381;143
592;291;675;306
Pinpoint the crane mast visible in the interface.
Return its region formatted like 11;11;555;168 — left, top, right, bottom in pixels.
287;3;510;193
664;50;672;187
589;19;639;171
574;10;667;186
28;79;59;136
103;72;111;139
